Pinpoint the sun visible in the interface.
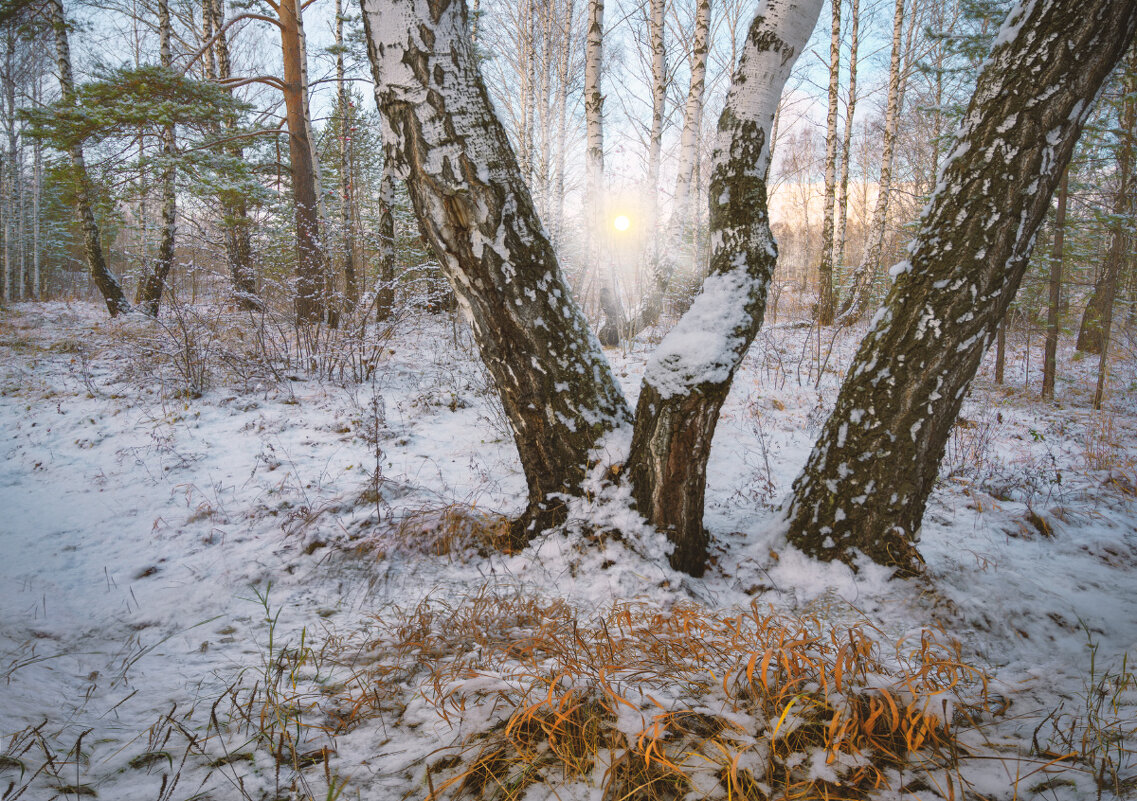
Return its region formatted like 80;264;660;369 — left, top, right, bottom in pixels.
613;215;631;232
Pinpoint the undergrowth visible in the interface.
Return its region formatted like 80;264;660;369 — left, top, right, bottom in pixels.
179;588;997;801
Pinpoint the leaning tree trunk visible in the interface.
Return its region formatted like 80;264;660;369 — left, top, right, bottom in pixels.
837;0;904;324
627;0;823;575
280;0;327;324
360;0;632;537
785;0;1137;572
817;0;841;325
47;0;130;316
136;0;177;316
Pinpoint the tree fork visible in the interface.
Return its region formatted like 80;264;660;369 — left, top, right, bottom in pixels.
785;0;1137;572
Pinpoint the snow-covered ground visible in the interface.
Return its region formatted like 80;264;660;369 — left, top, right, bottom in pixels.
1;301;1135;800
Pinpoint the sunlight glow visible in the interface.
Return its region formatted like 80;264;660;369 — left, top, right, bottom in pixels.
613;215;631;232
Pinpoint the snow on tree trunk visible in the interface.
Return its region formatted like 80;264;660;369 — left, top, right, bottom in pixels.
47;0;130;317
281;0;327;324
627;0;823;576
817;0;841;326
785;0;1137;572
136;0;177;317
838;0;904;325
359;0;632;537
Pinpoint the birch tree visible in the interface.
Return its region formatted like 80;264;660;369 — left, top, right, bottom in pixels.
785;0;1137;571
360;0;822;568
134;0;176;316
46;0;130;316
628;0;823;572
838;0;905;323
671;0;711;228
816;0;840;324
833;0;858;274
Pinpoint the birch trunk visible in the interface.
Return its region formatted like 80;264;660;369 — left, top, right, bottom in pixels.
838;0;903;324
47;0;130;316
583;0;622;344
817;0;840;325
136;0;177;316
281;0;327;323
833;0;858;273
360;0;631;537
375;165;396;321
627;0;823;575
785;0;1137;571
671;0;711;224
638;0;668;329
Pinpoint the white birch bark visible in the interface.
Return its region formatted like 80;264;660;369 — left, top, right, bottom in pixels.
627;0;823;574
817;0;840;325
671;0;711;223
360;0;631;535
787;0;1137;570
838;0;904;323
833;0;858;273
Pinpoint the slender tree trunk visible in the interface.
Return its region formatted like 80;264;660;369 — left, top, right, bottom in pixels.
583;0;621;344
32;76;40;300
280;0;327;323
834;0;857;275
361;0;632;536
672;0;711;224
994;319;1005;383
817;0;841;325
551;0;574;248
208;0;258;309
837;0;904;323
136;0;177;317
627;0;823;575
1041;169;1068;399
785;0;1137;571
375;165;396;321
47;0;130;316
336;0;358;310
638;0;667;328
1092;53;1135;406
